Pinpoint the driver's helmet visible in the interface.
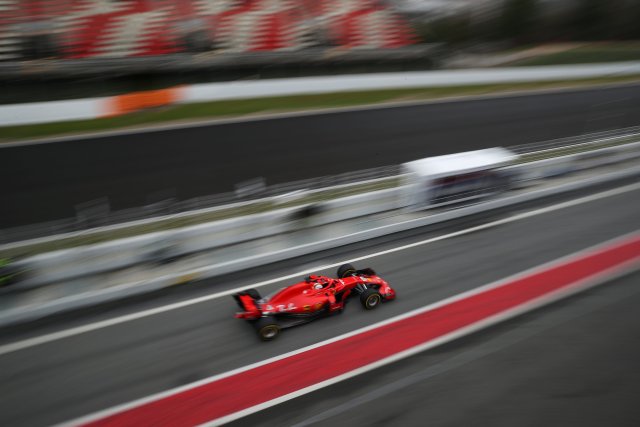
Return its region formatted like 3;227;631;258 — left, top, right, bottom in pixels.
312;276;329;289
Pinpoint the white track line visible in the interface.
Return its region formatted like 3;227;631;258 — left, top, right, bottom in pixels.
1;180;640;357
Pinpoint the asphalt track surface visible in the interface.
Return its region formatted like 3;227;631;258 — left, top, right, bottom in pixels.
0;181;639;426
2;83;640;226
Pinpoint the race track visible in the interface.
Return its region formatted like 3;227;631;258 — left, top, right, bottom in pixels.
0;178;639;426
2;83;640;226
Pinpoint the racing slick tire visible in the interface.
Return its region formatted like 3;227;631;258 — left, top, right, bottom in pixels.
360;288;382;310
255;316;281;341
337;263;356;278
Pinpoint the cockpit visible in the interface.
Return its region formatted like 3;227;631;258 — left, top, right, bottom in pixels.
305;275;333;290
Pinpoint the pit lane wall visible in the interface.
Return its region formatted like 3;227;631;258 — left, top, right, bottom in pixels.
3;61;640;126
11;187;402;287
8;140;640;290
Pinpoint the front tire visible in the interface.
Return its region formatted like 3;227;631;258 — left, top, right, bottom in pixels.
360;288;382;310
337;263;356;278
255;317;281;341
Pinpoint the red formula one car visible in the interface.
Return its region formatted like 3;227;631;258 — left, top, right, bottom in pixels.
233;263;396;341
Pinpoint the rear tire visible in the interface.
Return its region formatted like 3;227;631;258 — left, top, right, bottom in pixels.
255;317;281;341
360;288;382;310
337;263;356;278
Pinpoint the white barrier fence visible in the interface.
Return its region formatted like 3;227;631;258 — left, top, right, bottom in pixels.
183;62;640;103
2;62;640;126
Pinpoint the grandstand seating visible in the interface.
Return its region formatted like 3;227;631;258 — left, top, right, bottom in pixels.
0;0;20;60
1;0;416;60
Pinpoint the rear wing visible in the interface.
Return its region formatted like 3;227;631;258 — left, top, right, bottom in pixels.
233;291;262;319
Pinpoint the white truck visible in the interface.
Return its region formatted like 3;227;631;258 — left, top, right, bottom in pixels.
401;147;519;209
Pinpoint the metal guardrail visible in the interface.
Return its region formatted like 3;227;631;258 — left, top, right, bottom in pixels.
2;126;639;246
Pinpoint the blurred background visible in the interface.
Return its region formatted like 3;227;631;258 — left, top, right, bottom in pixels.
1;0;640;102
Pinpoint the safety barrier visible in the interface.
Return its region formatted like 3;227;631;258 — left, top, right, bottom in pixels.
11;138;640;289
2;61;640;126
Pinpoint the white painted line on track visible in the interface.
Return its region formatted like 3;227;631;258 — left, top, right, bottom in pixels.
1;180;640;357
